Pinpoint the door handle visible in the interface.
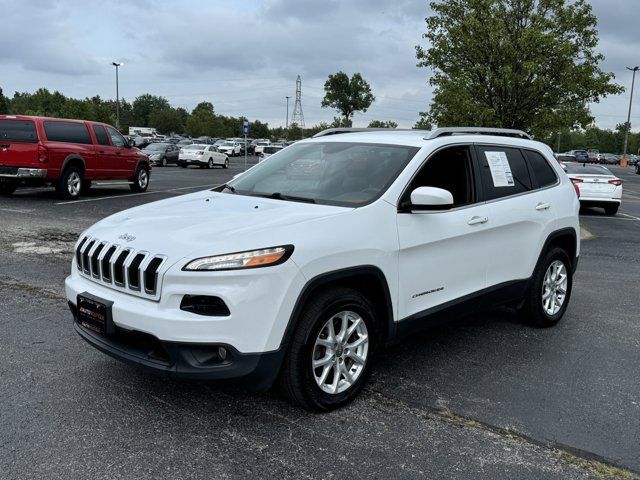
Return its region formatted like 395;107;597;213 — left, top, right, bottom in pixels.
115;151;121;155
98;150;105;154
535;202;551;211
467;216;488;225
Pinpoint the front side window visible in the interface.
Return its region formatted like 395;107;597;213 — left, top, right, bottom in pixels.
476;146;532;201
406;145;476;207
44;121;92;145
226;141;419;207
106;126;126;147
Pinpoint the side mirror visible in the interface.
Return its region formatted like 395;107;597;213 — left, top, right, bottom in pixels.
407;186;454;211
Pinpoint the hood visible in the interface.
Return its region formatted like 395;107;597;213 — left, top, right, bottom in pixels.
85;190;349;260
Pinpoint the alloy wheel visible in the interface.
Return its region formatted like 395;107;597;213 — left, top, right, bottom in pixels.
312;311;369;394
542;260;568;315
67;171;81;196
138;169;148;189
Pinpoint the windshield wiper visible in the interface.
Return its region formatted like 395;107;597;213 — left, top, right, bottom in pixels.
247;191;316;203
216;183;236;193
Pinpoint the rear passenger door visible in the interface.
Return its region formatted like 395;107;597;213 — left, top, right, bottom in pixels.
475;145;558;288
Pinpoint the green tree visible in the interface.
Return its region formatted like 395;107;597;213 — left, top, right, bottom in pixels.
414;111;432;130
132;94;171;127
321;72;375;125
0;88;9;114
185;102;216;137
149;108;187;135
416;0;622;137
367;120;398;128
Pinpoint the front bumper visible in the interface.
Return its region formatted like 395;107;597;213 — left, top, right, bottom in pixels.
0;167;48;178
69;301;284;389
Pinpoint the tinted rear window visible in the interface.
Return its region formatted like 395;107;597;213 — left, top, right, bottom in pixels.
92;125;111;146
564;164;612;175
44;121;92;144
524;150;557;187
0;119;38;143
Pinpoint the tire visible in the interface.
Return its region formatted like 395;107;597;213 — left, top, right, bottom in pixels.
161;157;167;167
518;247;572;328
180;164;187;168
279;287;377;411
207;158;214;169
0;180;17;196
223;158;229;169
56;166;84;200
604;204;618;216
130;165;149;192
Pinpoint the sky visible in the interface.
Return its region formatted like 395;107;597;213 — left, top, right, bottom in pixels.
0;0;639;130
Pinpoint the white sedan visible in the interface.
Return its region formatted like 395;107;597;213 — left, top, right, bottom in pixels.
258;145;283;162
217;141;241;157
178;144;229;169
564;163;622;215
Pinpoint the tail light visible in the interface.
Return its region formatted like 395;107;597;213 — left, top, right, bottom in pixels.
37;144;49;163
570;178;583;184
196;151;205;155
608;179;622;186
573;183;580;197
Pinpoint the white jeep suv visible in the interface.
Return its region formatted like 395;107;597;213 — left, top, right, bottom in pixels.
66;127;580;411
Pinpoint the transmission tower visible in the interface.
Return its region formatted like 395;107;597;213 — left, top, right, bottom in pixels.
290;75;305;136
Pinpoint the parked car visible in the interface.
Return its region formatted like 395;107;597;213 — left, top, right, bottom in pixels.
177;139;194;147
249;139;270;155
599;153;620;165
564;163;622;215
66;127;579;411
217;141;241;157
254;141;271;157
626;154;638;166
555;153;576;163
142;142;179;167
177;144;228;169
566;150;589;163
0;115;150;199
258;145;283;161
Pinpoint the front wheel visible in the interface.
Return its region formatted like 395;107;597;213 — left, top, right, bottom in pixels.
207;158;214;169
0;180;17;196
223;157;229;169
130;165;150;192
279;287;376;411
518;247;572;327
161;157;167;167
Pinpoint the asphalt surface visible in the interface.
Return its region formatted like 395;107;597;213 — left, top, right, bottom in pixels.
1;158;639;479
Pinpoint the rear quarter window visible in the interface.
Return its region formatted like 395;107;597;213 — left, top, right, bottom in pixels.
0;119;39;143
44;121;92;145
524;150;558;188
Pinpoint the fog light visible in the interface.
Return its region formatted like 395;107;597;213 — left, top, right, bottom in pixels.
218;347;227;361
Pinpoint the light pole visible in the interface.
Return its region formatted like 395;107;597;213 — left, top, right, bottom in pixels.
623;66;639;160
285;96;290;129
112;62;123;130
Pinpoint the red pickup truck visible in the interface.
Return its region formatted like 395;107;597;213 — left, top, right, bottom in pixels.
0;115;150;199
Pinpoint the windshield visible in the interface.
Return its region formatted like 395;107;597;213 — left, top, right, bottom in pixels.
145;143;168;151
225;141;419;207
564;164;612;175
221;141;234;146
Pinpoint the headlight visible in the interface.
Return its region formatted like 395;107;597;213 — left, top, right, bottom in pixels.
183;245;294;271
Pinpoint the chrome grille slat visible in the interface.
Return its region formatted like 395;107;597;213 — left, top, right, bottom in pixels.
74;236;166;301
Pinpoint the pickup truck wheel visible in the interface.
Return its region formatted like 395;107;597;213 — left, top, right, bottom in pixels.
518;247;572;328
279;287;376;411
0;180;17;196
130;165;149;192
56;166;84;200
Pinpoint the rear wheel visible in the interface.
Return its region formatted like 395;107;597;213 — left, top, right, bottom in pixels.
56;166;84;200
130;165;149;192
0;180;17;196
518;247;572;327
604;204;618;216
279;287;376;411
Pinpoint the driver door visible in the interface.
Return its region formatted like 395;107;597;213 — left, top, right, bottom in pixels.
396;144;490;321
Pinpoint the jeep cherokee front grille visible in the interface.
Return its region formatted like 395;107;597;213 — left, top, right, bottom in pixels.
75;236;167;300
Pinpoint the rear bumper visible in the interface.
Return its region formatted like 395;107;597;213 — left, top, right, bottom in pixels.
579;198;620;207
69;301;284;390
0;167;47;178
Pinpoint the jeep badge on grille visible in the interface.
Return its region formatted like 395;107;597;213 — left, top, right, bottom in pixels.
118;233;136;242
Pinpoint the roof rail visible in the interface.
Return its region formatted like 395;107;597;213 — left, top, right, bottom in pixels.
312;127;419;138
425;127;532;140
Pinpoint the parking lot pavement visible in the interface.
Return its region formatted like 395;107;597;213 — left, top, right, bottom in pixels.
1;158;639;479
